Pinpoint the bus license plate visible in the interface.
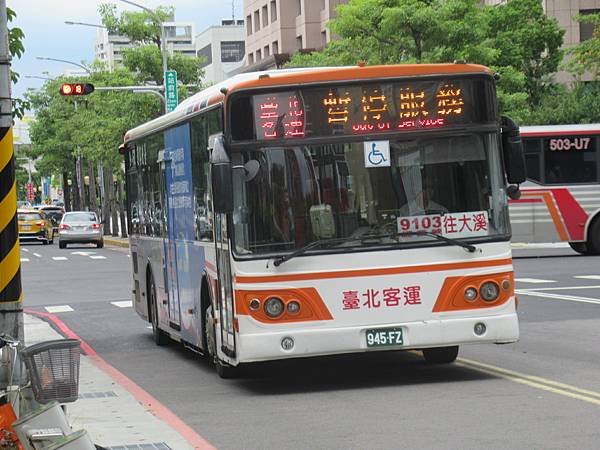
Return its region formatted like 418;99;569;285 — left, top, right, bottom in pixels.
365;327;403;348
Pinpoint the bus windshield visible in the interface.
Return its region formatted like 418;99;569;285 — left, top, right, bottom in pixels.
231;133;509;257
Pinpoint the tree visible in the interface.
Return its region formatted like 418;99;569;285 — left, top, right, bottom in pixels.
566;12;600;78
98;3;204;86
487;0;565;107
7;7;29;119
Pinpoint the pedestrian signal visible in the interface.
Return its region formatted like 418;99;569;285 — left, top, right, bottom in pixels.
59;83;95;96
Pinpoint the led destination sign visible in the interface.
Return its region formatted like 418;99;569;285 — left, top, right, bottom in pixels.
244;77;492;141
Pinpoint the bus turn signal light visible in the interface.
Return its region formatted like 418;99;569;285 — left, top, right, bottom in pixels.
59;83;95;96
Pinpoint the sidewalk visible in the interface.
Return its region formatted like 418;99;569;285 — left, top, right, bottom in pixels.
103;235;130;248
24;313;214;450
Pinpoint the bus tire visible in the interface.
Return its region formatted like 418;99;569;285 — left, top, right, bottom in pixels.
588;219;600;255
568;242;591;255
205;305;238;379
148;271;169;346
422;346;459;364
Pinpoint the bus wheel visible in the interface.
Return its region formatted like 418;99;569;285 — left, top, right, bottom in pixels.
205;305;238;379
422;346;459;364
148;273;168;346
589;219;600;255
569;242;591;255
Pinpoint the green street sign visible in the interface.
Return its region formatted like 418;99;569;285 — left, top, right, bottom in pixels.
165;70;178;113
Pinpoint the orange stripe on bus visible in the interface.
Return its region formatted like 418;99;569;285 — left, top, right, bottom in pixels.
235;287;333;323
521;191;569;241
235;258;513;284
432;271;514;312
228;64;492;94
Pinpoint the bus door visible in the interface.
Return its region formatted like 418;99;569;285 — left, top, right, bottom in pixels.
214;212;236;358
159;124;203;340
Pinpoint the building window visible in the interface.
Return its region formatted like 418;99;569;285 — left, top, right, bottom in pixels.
197;44;212;68
248;53;254;65
272;40;279;54
580;9;599;41
246;15;252;35
256;49;262;61
220;41;245;63
264;45;270;57
297;35;303;50
322;0;326;10
254;10;260;32
262;5;268;27
271;1;278;22
321;31;327;47
297;0;302;16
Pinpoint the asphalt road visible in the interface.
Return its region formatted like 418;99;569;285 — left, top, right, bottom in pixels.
19;240;600;449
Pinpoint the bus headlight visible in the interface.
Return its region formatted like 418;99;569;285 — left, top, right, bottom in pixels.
480;282;500;302
464;287;478;301
287;300;301;314
264;297;284;318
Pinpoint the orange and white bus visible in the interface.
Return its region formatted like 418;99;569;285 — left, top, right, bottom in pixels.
122;63;525;377
511;124;600;255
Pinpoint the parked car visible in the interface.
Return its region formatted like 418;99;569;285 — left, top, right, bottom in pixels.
39;205;64;234
58;211;104;249
17;208;54;244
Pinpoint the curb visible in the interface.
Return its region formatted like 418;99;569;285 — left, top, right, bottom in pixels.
103;237;129;248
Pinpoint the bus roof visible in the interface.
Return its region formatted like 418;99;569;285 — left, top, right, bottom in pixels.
124;63;492;143
520;123;600;137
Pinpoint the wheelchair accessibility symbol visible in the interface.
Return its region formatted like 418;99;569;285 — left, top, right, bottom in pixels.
364;140;391;167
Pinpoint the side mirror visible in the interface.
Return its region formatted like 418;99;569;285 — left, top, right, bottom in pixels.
501;116;527;185
210;135;233;214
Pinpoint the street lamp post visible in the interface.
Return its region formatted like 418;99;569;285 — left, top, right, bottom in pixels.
35;56;91;74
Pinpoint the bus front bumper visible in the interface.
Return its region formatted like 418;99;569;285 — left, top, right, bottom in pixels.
236;312;519;363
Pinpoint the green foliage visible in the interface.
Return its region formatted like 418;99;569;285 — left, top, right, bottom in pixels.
7;7;29;119
123;46;204;86
566;12;600;77
99;3;174;47
26;67;159;179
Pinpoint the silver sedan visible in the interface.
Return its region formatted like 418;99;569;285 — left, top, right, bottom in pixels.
58;211;104;249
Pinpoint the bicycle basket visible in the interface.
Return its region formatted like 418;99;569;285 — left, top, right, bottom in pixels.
21;339;81;404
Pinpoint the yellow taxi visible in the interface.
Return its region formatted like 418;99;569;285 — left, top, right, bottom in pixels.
17;208;54;244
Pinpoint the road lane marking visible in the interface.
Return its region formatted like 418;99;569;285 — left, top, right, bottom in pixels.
516;289;600;305
89;255;106;260
575;275;600;280
519;285;600;291
457;358;600;406
20;258;29;262
45;305;74;313
515;278;556;284
22;248;29;253
111;301;132;308
33;253;42;258
52;256;68;261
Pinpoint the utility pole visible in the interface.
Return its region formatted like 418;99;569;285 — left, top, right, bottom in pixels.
0;0;24;390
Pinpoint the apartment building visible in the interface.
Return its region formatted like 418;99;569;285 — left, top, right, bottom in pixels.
196;19;246;85
95;22;197;71
243;0;348;71
484;0;600;82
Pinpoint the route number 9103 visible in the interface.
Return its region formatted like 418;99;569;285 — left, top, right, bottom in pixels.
548;137;590;151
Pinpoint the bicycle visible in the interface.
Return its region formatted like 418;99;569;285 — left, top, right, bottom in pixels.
0;334;95;450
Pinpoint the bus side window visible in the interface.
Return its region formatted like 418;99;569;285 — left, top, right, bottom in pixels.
523;138;542;183
191;114;214;241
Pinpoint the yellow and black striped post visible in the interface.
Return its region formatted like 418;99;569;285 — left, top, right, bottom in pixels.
0;125;22;340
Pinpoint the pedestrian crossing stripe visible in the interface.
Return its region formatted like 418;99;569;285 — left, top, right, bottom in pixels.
45;305;74;313
575;275;600;280
515;278;556;284
52;257;68;261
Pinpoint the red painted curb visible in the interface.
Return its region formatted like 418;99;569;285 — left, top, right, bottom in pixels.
25;309;216;450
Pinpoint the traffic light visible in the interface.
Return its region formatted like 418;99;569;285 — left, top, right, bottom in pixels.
59;83;95;96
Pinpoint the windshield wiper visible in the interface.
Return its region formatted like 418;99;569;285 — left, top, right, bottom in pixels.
272;229;477;267
360;230;478;253
272;235;366;267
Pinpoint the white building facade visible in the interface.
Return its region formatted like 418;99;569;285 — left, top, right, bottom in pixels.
196;19;246;85
95;22;197;71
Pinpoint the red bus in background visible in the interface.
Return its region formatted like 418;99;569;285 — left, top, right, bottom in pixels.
511;124;600;255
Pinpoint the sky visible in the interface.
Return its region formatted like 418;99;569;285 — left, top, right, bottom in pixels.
7;0;243;100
